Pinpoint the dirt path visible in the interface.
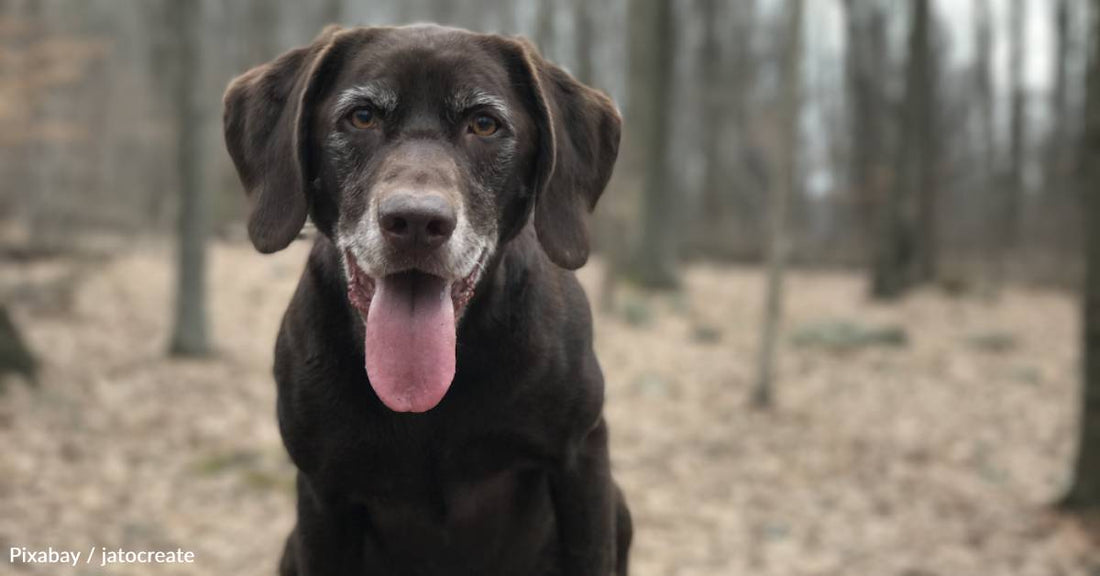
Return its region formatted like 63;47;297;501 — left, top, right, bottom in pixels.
1;240;1094;575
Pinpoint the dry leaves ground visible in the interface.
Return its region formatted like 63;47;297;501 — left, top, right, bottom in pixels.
0;239;1096;575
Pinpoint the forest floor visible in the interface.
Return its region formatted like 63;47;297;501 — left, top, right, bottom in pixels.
1;238;1096;576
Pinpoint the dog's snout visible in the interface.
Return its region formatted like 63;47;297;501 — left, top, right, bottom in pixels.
378;193;457;251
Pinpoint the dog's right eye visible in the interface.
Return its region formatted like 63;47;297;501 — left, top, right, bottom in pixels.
469;114;499;137
348;107;376;129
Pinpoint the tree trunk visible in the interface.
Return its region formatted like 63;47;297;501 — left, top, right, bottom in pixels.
0;306;37;384
974;0;1000;297
1048;0;1071;195
729;0;758;256
629;0;678;289
912;0;937;284
323;0;343;25
697;0;727;254
843;0;887;268
169;0;210;357
572;0;594;86
247;0;280;64
1004;0;1027;269
1045;0;1079;257
753;0;803;409
433;0;456;26
871;0;930;299
535;0;555;60
1060;0;1100;511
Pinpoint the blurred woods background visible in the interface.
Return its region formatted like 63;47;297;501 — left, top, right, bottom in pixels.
3;0;1100;574
0;0;1090;282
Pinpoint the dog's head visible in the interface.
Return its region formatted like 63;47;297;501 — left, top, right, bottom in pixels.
224;25;620;412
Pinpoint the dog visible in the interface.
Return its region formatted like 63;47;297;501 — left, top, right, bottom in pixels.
223;24;631;576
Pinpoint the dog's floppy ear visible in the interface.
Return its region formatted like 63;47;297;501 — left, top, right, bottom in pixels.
509;39;622;270
223;26;343;253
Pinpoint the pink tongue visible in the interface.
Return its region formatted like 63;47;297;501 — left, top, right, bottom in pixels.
365;272;456;412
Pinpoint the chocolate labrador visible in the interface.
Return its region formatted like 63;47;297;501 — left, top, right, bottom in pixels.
223;24;631;576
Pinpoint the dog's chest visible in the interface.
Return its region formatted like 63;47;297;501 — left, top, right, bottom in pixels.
354;450;558;573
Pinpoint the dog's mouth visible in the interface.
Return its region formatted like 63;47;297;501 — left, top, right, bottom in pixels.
344;249;487;413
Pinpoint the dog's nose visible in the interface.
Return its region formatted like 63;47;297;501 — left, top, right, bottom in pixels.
378;193;457;250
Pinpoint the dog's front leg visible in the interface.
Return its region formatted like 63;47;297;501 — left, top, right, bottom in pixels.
550;417;618;576
281;474;365;576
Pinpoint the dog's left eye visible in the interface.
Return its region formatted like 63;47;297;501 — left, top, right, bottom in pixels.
469;114;499;137
348;107;376;129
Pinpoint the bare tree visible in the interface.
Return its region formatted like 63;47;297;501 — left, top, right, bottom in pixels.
246;0;281;64
728;0;760;254
432;0;457;25
1004;0;1027;262
844;0;888;268
754;0;803;409
974;0;1000;295
169;0;209;357
867;0;933;299
1042;0;1081;258
698;0;728;251
324;0;343;25
0;306;36;384
1048;0;1072;194
572;0;594;86
1061;0;1100;511
912;0;938;284
629;0;678;289
535;0;555;60
685;0;757;260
